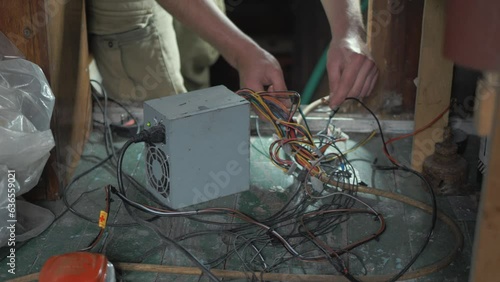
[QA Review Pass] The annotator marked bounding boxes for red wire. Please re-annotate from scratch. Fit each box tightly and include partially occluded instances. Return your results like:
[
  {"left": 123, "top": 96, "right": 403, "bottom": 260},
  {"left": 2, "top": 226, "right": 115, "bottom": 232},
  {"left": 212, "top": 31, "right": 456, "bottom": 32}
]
[{"left": 383, "top": 105, "right": 450, "bottom": 165}]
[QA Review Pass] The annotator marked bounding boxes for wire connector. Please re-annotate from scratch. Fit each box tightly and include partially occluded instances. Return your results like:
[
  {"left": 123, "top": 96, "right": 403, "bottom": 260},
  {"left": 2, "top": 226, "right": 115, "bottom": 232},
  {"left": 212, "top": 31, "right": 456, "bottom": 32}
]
[{"left": 132, "top": 124, "right": 166, "bottom": 144}]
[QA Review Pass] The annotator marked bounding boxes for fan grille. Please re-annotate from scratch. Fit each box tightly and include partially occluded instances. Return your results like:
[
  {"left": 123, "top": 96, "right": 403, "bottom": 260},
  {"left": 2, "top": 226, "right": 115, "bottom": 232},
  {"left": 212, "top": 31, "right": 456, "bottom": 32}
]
[{"left": 146, "top": 145, "right": 170, "bottom": 198}]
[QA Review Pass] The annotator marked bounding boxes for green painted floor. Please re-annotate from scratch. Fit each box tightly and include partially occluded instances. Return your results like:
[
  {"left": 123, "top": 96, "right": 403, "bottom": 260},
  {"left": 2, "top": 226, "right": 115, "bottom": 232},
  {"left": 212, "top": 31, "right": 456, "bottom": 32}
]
[{"left": 0, "top": 128, "right": 478, "bottom": 282}]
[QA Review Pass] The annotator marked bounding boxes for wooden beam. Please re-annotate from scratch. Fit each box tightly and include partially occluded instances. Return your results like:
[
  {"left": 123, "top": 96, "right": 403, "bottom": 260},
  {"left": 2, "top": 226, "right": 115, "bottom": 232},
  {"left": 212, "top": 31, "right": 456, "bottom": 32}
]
[
  {"left": 411, "top": 0, "right": 453, "bottom": 172},
  {"left": 474, "top": 73, "right": 499, "bottom": 136},
  {"left": 1, "top": 0, "right": 91, "bottom": 199},
  {"left": 45, "top": 0, "right": 91, "bottom": 193},
  {"left": 363, "top": 0, "right": 423, "bottom": 114},
  {"left": 470, "top": 72, "right": 500, "bottom": 281}
]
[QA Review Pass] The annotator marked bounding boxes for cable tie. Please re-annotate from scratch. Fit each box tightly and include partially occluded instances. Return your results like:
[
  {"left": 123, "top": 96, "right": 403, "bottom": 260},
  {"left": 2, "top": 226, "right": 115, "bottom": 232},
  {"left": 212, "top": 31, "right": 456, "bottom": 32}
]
[
  {"left": 310, "top": 177, "right": 324, "bottom": 192},
  {"left": 313, "top": 147, "right": 323, "bottom": 157},
  {"left": 287, "top": 163, "right": 298, "bottom": 175},
  {"left": 283, "top": 143, "right": 293, "bottom": 156}
]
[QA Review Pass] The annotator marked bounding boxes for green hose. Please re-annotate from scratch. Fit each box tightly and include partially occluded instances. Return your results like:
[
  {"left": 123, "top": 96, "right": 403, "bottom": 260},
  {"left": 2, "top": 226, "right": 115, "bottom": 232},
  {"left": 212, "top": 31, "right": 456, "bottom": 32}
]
[
  {"left": 301, "top": 47, "right": 329, "bottom": 105},
  {"left": 300, "top": 0, "right": 369, "bottom": 105}
]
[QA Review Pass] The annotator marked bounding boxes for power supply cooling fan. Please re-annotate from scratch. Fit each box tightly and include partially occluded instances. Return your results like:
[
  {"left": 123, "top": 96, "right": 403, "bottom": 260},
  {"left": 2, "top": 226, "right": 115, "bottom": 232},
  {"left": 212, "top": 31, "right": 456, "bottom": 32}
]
[
  {"left": 143, "top": 85, "right": 250, "bottom": 209},
  {"left": 145, "top": 144, "right": 170, "bottom": 198}
]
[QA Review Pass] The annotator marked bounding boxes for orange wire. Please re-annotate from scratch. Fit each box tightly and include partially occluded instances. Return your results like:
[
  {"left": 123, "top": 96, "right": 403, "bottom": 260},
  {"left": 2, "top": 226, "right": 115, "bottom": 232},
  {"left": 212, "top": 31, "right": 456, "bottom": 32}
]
[
  {"left": 384, "top": 105, "right": 450, "bottom": 165},
  {"left": 385, "top": 105, "right": 450, "bottom": 145}
]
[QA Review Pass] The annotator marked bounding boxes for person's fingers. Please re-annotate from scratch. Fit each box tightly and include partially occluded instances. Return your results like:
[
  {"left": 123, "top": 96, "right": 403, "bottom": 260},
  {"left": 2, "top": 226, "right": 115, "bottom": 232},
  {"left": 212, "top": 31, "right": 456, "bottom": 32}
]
[
  {"left": 268, "top": 68, "right": 287, "bottom": 91},
  {"left": 243, "top": 81, "right": 264, "bottom": 92},
  {"left": 327, "top": 61, "right": 342, "bottom": 109},
  {"left": 328, "top": 62, "right": 342, "bottom": 95},
  {"left": 359, "top": 64, "right": 378, "bottom": 98},
  {"left": 330, "top": 54, "right": 364, "bottom": 108},
  {"left": 367, "top": 70, "right": 378, "bottom": 97},
  {"left": 359, "top": 69, "right": 374, "bottom": 99},
  {"left": 346, "top": 58, "right": 374, "bottom": 99}
]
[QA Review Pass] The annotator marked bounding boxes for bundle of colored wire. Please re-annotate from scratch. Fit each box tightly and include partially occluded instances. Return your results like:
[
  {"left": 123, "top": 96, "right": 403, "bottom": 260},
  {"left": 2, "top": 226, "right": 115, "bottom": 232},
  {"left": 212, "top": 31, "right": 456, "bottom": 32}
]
[
  {"left": 110, "top": 90, "right": 442, "bottom": 282},
  {"left": 113, "top": 113, "right": 384, "bottom": 281},
  {"left": 236, "top": 89, "right": 353, "bottom": 182}
]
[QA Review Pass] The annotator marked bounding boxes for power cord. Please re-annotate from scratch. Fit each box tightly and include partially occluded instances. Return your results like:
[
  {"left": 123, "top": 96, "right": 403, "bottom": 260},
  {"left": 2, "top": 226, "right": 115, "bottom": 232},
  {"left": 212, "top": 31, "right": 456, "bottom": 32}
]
[
  {"left": 116, "top": 125, "right": 221, "bottom": 282},
  {"left": 345, "top": 97, "right": 438, "bottom": 282}
]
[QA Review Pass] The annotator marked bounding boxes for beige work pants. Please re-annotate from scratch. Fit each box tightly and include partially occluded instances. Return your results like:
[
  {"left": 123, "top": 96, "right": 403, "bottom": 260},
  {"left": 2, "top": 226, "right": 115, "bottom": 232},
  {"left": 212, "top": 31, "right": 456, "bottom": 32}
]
[{"left": 87, "top": 0, "right": 224, "bottom": 102}]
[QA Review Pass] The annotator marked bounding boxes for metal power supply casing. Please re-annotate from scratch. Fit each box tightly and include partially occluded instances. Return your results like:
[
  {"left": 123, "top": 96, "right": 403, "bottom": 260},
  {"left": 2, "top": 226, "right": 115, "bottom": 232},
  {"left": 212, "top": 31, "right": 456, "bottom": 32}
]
[{"left": 143, "top": 85, "right": 250, "bottom": 209}]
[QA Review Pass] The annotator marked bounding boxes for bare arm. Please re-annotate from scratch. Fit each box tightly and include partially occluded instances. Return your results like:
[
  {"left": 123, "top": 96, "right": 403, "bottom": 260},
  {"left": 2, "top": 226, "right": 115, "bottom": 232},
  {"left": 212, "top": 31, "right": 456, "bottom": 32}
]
[
  {"left": 321, "top": 0, "right": 378, "bottom": 109},
  {"left": 156, "top": 0, "right": 286, "bottom": 91}
]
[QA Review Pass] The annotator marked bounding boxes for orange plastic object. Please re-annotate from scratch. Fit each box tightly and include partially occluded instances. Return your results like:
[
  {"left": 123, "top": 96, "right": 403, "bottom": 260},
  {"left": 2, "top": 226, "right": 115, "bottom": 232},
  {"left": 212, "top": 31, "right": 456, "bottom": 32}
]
[{"left": 39, "top": 252, "right": 109, "bottom": 282}]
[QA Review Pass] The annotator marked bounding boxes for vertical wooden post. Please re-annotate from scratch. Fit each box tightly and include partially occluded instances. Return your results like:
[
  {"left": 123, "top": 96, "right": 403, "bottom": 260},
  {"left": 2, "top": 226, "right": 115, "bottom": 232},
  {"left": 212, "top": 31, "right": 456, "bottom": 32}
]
[
  {"left": 411, "top": 0, "right": 453, "bottom": 172},
  {"left": 470, "top": 73, "right": 500, "bottom": 281},
  {"left": 44, "top": 0, "right": 91, "bottom": 194},
  {"left": 365, "top": 0, "right": 423, "bottom": 114},
  {"left": 0, "top": 0, "right": 91, "bottom": 199}
]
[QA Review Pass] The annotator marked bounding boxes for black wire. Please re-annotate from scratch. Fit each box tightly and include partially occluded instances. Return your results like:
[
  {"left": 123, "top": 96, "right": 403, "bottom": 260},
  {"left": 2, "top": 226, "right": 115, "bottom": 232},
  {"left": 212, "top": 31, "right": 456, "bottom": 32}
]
[
  {"left": 90, "top": 79, "right": 140, "bottom": 129},
  {"left": 62, "top": 153, "right": 161, "bottom": 227},
  {"left": 56, "top": 81, "right": 150, "bottom": 227},
  {"left": 117, "top": 139, "right": 221, "bottom": 282},
  {"left": 90, "top": 81, "right": 118, "bottom": 162},
  {"left": 58, "top": 89, "right": 418, "bottom": 281},
  {"left": 114, "top": 164, "right": 374, "bottom": 277},
  {"left": 346, "top": 97, "right": 437, "bottom": 282},
  {"left": 108, "top": 93, "right": 379, "bottom": 281},
  {"left": 80, "top": 185, "right": 112, "bottom": 251}
]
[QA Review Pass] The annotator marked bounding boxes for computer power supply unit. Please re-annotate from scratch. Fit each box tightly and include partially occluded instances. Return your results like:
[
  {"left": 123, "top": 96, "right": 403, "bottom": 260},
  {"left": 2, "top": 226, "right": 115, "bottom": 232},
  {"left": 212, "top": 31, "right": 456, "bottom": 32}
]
[{"left": 143, "top": 85, "right": 250, "bottom": 209}]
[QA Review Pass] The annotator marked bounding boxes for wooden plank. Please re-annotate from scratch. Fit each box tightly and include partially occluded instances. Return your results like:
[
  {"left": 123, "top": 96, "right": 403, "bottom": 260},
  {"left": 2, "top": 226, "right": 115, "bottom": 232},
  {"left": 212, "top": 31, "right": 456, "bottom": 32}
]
[
  {"left": 45, "top": 0, "right": 91, "bottom": 193},
  {"left": 68, "top": 0, "right": 92, "bottom": 182},
  {"left": 0, "top": 1, "right": 50, "bottom": 77},
  {"left": 401, "top": 0, "right": 424, "bottom": 112},
  {"left": 359, "top": 0, "right": 423, "bottom": 115},
  {"left": 0, "top": 0, "right": 91, "bottom": 199},
  {"left": 474, "top": 73, "right": 499, "bottom": 136},
  {"left": 0, "top": 0, "right": 57, "bottom": 200},
  {"left": 410, "top": 0, "right": 453, "bottom": 172},
  {"left": 469, "top": 73, "right": 500, "bottom": 281}
]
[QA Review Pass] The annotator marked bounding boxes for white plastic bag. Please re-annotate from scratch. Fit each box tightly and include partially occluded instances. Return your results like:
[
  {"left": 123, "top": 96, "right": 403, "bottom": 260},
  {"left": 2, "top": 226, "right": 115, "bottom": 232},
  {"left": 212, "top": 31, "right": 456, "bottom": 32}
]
[
  {"left": 0, "top": 58, "right": 56, "bottom": 246},
  {"left": 0, "top": 58, "right": 55, "bottom": 193}
]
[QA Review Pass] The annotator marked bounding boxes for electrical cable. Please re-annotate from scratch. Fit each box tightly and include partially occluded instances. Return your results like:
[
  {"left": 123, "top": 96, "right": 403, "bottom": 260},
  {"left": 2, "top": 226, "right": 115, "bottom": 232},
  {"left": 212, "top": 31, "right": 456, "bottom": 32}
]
[
  {"left": 49, "top": 87, "right": 462, "bottom": 281},
  {"left": 90, "top": 80, "right": 118, "bottom": 162},
  {"left": 59, "top": 81, "right": 156, "bottom": 227},
  {"left": 116, "top": 132, "right": 221, "bottom": 282},
  {"left": 110, "top": 92, "right": 385, "bottom": 280},
  {"left": 383, "top": 105, "right": 450, "bottom": 166},
  {"left": 344, "top": 97, "right": 438, "bottom": 282},
  {"left": 80, "top": 185, "right": 112, "bottom": 251},
  {"left": 90, "top": 79, "right": 140, "bottom": 134},
  {"left": 296, "top": 95, "right": 330, "bottom": 125},
  {"left": 61, "top": 150, "right": 161, "bottom": 227}
]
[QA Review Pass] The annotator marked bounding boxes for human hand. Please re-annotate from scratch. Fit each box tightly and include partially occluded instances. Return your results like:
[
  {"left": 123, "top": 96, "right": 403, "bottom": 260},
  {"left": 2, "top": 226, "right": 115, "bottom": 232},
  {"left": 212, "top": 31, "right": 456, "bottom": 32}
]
[
  {"left": 234, "top": 45, "right": 291, "bottom": 113},
  {"left": 326, "top": 38, "right": 378, "bottom": 109},
  {"left": 234, "top": 45, "right": 287, "bottom": 93}
]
